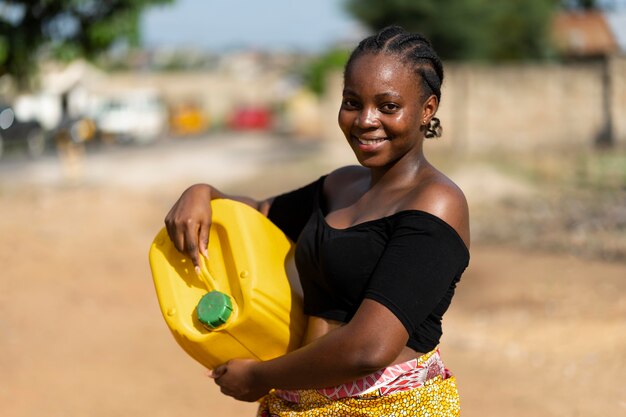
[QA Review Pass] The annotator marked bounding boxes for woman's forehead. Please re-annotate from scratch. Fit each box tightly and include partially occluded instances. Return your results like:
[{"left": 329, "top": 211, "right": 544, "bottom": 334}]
[{"left": 345, "top": 53, "right": 420, "bottom": 91}]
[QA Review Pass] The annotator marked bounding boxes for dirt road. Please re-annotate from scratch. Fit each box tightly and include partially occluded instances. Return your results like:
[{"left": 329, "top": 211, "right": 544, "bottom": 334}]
[{"left": 1, "top": 134, "right": 624, "bottom": 416}]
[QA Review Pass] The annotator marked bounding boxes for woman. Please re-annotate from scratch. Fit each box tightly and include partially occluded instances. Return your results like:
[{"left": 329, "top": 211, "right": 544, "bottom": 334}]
[{"left": 165, "top": 26, "right": 470, "bottom": 416}]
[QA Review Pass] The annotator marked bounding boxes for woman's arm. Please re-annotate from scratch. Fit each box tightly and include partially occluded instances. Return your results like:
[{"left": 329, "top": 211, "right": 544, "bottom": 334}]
[
  {"left": 211, "top": 181, "right": 471, "bottom": 402},
  {"left": 164, "top": 183, "right": 272, "bottom": 272},
  {"left": 164, "top": 175, "right": 325, "bottom": 273},
  {"left": 211, "top": 298, "right": 410, "bottom": 401}
]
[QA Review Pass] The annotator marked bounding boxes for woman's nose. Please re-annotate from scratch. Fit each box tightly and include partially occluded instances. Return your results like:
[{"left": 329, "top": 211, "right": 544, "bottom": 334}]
[{"left": 355, "top": 108, "right": 380, "bottom": 128}]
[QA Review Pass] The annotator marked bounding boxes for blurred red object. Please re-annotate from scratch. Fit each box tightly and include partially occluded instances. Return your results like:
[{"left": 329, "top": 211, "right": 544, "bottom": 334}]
[{"left": 228, "top": 106, "right": 272, "bottom": 131}]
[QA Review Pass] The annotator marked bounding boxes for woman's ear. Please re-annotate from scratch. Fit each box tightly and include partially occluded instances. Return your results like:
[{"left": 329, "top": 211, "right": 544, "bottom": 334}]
[{"left": 421, "top": 95, "right": 439, "bottom": 125}]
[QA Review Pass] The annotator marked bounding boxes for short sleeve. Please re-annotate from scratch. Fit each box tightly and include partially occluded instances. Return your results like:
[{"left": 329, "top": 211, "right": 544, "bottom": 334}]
[
  {"left": 267, "top": 176, "right": 326, "bottom": 242},
  {"left": 364, "top": 212, "right": 469, "bottom": 334}
]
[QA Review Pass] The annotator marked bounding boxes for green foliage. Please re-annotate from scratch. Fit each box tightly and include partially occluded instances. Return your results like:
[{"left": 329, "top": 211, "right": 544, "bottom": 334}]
[
  {"left": 0, "top": 36, "right": 7, "bottom": 64},
  {"left": 562, "top": 0, "right": 599, "bottom": 9},
  {"left": 303, "top": 48, "right": 350, "bottom": 95},
  {"left": 344, "top": 0, "right": 558, "bottom": 61},
  {"left": 0, "top": 0, "right": 172, "bottom": 90}
]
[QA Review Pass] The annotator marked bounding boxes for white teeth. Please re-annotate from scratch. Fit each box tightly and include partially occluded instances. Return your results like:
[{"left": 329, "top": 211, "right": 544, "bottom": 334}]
[{"left": 358, "top": 138, "right": 385, "bottom": 145}]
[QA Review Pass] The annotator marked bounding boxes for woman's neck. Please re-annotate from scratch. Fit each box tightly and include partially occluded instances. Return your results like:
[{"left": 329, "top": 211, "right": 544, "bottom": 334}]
[{"left": 369, "top": 148, "right": 428, "bottom": 190}]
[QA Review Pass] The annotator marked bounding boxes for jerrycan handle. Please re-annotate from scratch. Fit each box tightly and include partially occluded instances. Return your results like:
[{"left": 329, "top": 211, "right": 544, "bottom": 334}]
[
  {"left": 197, "top": 255, "right": 218, "bottom": 289},
  {"left": 196, "top": 290, "right": 233, "bottom": 330}
]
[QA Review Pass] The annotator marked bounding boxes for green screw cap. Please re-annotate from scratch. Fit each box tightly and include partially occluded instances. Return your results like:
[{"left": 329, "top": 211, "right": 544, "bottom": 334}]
[{"left": 196, "top": 291, "right": 233, "bottom": 329}]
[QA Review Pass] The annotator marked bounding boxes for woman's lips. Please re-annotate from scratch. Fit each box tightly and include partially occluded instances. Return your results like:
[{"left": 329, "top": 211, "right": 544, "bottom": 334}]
[{"left": 353, "top": 135, "right": 387, "bottom": 152}]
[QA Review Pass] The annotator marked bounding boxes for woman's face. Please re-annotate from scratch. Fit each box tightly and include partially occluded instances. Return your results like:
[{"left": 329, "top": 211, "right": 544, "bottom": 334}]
[{"left": 338, "top": 53, "right": 435, "bottom": 168}]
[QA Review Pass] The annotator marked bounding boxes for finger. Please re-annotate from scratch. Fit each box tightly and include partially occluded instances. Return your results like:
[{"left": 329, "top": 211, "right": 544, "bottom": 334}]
[
  {"left": 183, "top": 222, "right": 201, "bottom": 271},
  {"left": 207, "top": 368, "right": 221, "bottom": 379},
  {"left": 166, "top": 220, "right": 186, "bottom": 254},
  {"left": 211, "top": 365, "right": 227, "bottom": 379},
  {"left": 173, "top": 230, "right": 187, "bottom": 256},
  {"left": 198, "top": 222, "right": 210, "bottom": 259},
  {"left": 164, "top": 210, "right": 177, "bottom": 247},
  {"left": 165, "top": 215, "right": 188, "bottom": 255}
]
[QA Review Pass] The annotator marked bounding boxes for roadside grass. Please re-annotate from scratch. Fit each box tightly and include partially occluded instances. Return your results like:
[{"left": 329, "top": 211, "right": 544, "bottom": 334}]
[{"left": 449, "top": 148, "right": 626, "bottom": 262}]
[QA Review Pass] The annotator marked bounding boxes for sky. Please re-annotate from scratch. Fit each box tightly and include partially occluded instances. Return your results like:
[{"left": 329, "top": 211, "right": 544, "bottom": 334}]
[{"left": 141, "top": 0, "right": 366, "bottom": 52}]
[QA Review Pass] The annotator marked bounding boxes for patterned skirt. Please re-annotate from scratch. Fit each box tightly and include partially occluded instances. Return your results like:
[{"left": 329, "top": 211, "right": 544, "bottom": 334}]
[{"left": 257, "top": 348, "right": 460, "bottom": 417}]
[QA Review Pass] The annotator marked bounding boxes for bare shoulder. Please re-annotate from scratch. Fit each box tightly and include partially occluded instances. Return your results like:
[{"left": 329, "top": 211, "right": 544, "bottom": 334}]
[
  {"left": 324, "top": 165, "right": 368, "bottom": 199},
  {"left": 406, "top": 171, "right": 470, "bottom": 248},
  {"left": 325, "top": 165, "right": 368, "bottom": 186}
]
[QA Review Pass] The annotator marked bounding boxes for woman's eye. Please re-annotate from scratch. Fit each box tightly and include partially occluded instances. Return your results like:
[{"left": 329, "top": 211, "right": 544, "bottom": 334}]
[
  {"left": 342, "top": 99, "right": 359, "bottom": 109},
  {"left": 381, "top": 103, "right": 399, "bottom": 113}
]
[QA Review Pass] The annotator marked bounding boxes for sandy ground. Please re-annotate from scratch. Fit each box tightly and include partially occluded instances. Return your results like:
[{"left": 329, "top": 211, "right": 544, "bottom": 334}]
[{"left": 1, "top": 133, "right": 624, "bottom": 417}]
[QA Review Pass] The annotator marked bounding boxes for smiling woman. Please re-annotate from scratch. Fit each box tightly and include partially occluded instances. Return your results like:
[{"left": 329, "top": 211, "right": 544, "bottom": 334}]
[
  {"left": 164, "top": 26, "right": 469, "bottom": 416},
  {"left": 337, "top": 32, "right": 446, "bottom": 175},
  {"left": 339, "top": 54, "right": 432, "bottom": 168}
]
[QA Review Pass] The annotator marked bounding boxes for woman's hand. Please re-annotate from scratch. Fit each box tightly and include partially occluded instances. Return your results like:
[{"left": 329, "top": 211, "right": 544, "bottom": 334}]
[
  {"left": 164, "top": 184, "right": 213, "bottom": 272},
  {"left": 210, "top": 359, "right": 269, "bottom": 402}
]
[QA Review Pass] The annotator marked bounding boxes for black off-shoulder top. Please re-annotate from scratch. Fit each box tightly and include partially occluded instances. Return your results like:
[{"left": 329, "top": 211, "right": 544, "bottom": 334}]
[{"left": 268, "top": 175, "right": 470, "bottom": 352}]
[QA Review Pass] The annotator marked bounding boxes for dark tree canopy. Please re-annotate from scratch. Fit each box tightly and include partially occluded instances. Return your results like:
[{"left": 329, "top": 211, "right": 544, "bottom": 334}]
[
  {"left": 344, "top": 0, "right": 559, "bottom": 61},
  {"left": 0, "top": 0, "right": 172, "bottom": 89}
]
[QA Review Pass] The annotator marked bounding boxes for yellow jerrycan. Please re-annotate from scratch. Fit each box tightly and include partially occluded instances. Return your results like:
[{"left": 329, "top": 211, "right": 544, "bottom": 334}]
[{"left": 148, "top": 199, "right": 305, "bottom": 370}]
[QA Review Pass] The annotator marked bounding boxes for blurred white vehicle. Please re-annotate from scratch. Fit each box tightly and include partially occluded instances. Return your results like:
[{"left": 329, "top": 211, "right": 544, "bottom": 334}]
[{"left": 95, "top": 90, "right": 168, "bottom": 144}]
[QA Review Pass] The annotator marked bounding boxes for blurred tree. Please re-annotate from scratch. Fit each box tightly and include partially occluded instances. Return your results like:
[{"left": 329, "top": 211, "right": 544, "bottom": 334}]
[
  {"left": 303, "top": 48, "right": 351, "bottom": 95},
  {"left": 344, "top": 0, "right": 558, "bottom": 61},
  {"left": 562, "top": 0, "right": 626, "bottom": 9},
  {"left": 0, "top": 0, "right": 172, "bottom": 90},
  {"left": 562, "top": 0, "right": 598, "bottom": 8}
]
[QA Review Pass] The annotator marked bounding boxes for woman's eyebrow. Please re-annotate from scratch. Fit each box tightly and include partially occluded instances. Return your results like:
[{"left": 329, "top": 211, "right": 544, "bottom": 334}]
[
  {"left": 375, "top": 92, "right": 402, "bottom": 100},
  {"left": 342, "top": 88, "right": 402, "bottom": 99}
]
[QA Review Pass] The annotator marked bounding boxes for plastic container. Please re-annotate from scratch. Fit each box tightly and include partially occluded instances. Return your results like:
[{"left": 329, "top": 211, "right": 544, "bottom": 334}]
[{"left": 148, "top": 199, "right": 305, "bottom": 369}]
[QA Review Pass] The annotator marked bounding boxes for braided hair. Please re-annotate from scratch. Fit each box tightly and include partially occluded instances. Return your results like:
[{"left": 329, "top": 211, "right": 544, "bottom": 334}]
[{"left": 345, "top": 26, "right": 444, "bottom": 138}]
